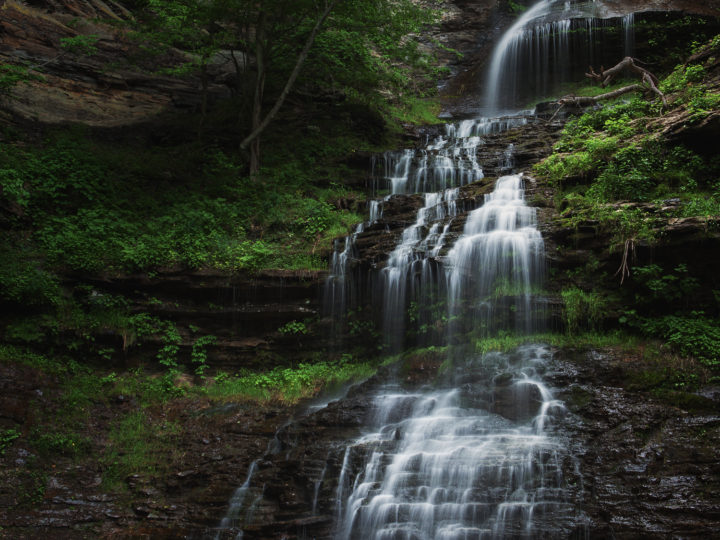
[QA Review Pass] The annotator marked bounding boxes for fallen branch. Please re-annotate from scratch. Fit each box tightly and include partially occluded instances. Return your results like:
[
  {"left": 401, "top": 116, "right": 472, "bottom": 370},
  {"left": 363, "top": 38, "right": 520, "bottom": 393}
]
[
  {"left": 558, "top": 84, "right": 643, "bottom": 107},
  {"left": 557, "top": 57, "right": 666, "bottom": 108},
  {"left": 586, "top": 56, "right": 659, "bottom": 87}
]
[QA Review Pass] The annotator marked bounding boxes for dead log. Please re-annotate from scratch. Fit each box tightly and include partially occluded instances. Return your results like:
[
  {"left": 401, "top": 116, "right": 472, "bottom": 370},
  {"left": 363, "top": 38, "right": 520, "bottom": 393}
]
[
  {"left": 558, "top": 84, "right": 643, "bottom": 107},
  {"left": 556, "top": 57, "right": 666, "bottom": 108}
]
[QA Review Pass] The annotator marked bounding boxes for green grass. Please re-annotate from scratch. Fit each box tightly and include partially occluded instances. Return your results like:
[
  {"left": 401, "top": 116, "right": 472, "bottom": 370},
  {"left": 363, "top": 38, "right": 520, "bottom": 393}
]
[
  {"left": 388, "top": 97, "right": 442, "bottom": 125},
  {"left": 474, "top": 331, "right": 639, "bottom": 355},
  {"left": 205, "top": 359, "right": 376, "bottom": 403},
  {"left": 101, "top": 411, "right": 181, "bottom": 491}
]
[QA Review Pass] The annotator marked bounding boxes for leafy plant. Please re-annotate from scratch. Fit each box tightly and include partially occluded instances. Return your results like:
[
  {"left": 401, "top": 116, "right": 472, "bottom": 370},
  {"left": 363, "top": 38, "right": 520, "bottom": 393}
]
[
  {"left": 0, "top": 428, "right": 20, "bottom": 455},
  {"left": 32, "top": 430, "right": 91, "bottom": 457},
  {"left": 191, "top": 334, "right": 217, "bottom": 376},
  {"left": 624, "top": 311, "right": 720, "bottom": 367},
  {"left": 59, "top": 35, "right": 100, "bottom": 56},
  {"left": 278, "top": 320, "right": 308, "bottom": 335},
  {"left": 561, "top": 287, "right": 606, "bottom": 334}
]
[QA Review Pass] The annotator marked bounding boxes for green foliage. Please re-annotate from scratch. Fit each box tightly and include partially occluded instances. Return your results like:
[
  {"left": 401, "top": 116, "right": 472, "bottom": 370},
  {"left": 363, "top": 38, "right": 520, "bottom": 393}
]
[
  {"left": 637, "top": 15, "right": 717, "bottom": 67},
  {"left": 157, "top": 322, "right": 181, "bottom": 368},
  {"left": 388, "top": 97, "right": 441, "bottom": 125},
  {"left": 0, "top": 345, "right": 64, "bottom": 374},
  {"left": 539, "top": 56, "right": 720, "bottom": 260},
  {"left": 507, "top": 1, "right": 528, "bottom": 15},
  {"left": 14, "top": 470, "right": 47, "bottom": 506},
  {"left": 102, "top": 411, "right": 180, "bottom": 490},
  {"left": 305, "top": 0, "right": 440, "bottom": 107},
  {"left": 625, "top": 311, "right": 720, "bottom": 367},
  {"left": 0, "top": 128, "right": 366, "bottom": 274},
  {"left": 533, "top": 150, "right": 594, "bottom": 185},
  {"left": 659, "top": 62, "right": 720, "bottom": 122},
  {"left": 0, "top": 429, "right": 20, "bottom": 456},
  {"left": 0, "top": 63, "right": 43, "bottom": 98},
  {"left": 207, "top": 358, "right": 375, "bottom": 403},
  {"left": 190, "top": 334, "right": 216, "bottom": 376},
  {"left": 32, "top": 430, "right": 91, "bottom": 458},
  {"left": 0, "top": 248, "right": 61, "bottom": 306},
  {"left": 561, "top": 287, "right": 606, "bottom": 334},
  {"left": 59, "top": 34, "right": 100, "bottom": 56},
  {"left": 474, "top": 331, "right": 637, "bottom": 355},
  {"left": 278, "top": 321, "right": 307, "bottom": 335},
  {"left": 631, "top": 263, "right": 699, "bottom": 304}
]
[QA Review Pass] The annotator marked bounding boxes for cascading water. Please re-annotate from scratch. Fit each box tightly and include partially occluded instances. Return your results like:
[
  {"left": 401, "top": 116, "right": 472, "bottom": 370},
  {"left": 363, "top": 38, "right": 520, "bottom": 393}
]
[
  {"left": 216, "top": 2, "right": 640, "bottom": 537},
  {"left": 324, "top": 116, "right": 537, "bottom": 346},
  {"left": 446, "top": 174, "right": 545, "bottom": 337},
  {"left": 332, "top": 164, "right": 582, "bottom": 539},
  {"left": 335, "top": 346, "right": 583, "bottom": 540},
  {"left": 323, "top": 116, "right": 529, "bottom": 339},
  {"left": 381, "top": 187, "right": 460, "bottom": 350},
  {"left": 483, "top": 0, "right": 637, "bottom": 113}
]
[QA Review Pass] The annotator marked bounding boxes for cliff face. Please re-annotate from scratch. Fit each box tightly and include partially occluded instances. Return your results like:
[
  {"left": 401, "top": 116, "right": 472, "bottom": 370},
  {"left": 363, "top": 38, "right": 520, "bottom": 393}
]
[
  {"left": 0, "top": 0, "right": 231, "bottom": 127},
  {"left": 0, "top": 2, "right": 719, "bottom": 538}
]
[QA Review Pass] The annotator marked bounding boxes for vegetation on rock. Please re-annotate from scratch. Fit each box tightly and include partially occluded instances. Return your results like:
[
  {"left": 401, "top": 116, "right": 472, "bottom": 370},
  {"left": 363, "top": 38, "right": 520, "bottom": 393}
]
[{"left": 536, "top": 34, "right": 720, "bottom": 372}]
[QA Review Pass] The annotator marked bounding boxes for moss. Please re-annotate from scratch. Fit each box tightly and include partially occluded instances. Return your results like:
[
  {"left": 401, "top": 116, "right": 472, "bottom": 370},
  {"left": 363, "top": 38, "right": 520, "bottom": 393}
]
[
  {"left": 650, "top": 388, "right": 717, "bottom": 413},
  {"left": 563, "top": 385, "right": 593, "bottom": 412}
]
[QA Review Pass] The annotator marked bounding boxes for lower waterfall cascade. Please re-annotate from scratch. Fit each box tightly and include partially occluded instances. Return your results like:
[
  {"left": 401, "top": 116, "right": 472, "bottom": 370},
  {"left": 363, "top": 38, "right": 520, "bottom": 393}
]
[
  {"left": 332, "top": 165, "right": 585, "bottom": 538},
  {"left": 335, "top": 346, "right": 583, "bottom": 540}
]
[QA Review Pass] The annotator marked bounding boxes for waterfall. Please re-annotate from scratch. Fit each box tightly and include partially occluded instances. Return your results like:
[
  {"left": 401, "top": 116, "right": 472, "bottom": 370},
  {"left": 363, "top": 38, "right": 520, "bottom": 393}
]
[
  {"left": 215, "top": 3, "right": 629, "bottom": 537},
  {"left": 483, "top": 0, "right": 638, "bottom": 113},
  {"left": 332, "top": 113, "right": 582, "bottom": 538},
  {"left": 381, "top": 188, "right": 460, "bottom": 350},
  {"left": 445, "top": 173, "right": 545, "bottom": 338},
  {"left": 623, "top": 13, "right": 635, "bottom": 58},
  {"left": 215, "top": 460, "right": 259, "bottom": 538},
  {"left": 335, "top": 346, "right": 581, "bottom": 540}
]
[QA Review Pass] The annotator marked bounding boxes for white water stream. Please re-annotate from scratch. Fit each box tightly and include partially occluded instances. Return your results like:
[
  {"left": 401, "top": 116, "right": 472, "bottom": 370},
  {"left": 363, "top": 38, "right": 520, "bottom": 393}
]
[
  {"left": 335, "top": 346, "right": 577, "bottom": 540},
  {"left": 483, "top": 0, "right": 636, "bottom": 113}
]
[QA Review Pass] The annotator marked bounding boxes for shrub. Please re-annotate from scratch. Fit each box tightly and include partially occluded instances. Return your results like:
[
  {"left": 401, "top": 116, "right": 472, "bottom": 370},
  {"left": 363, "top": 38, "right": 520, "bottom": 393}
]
[
  {"left": 638, "top": 312, "right": 720, "bottom": 367},
  {"left": 561, "top": 287, "right": 606, "bottom": 334}
]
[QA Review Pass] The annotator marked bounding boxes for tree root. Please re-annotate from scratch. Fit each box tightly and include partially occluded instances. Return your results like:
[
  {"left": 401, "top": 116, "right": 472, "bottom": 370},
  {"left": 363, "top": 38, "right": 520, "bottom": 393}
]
[{"left": 614, "top": 238, "right": 636, "bottom": 285}]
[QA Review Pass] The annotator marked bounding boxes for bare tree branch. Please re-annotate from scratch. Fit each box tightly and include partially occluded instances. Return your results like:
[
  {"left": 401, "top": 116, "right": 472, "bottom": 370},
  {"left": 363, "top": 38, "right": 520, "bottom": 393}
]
[
  {"left": 585, "top": 56, "right": 659, "bottom": 88},
  {"left": 558, "top": 57, "right": 666, "bottom": 107},
  {"left": 240, "top": 0, "right": 337, "bottom": 155}
]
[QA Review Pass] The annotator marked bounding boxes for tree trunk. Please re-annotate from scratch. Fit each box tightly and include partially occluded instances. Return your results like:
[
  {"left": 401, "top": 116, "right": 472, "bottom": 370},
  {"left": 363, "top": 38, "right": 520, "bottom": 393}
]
[
  {"left": 248, "top": 11, "right": 267, "bottom": 175},
  {"left": 240, "top": 0, "right": 337, "bottom": 167},
  {"left": 558, "top": 84, "right": 644, "bottom": 106}
]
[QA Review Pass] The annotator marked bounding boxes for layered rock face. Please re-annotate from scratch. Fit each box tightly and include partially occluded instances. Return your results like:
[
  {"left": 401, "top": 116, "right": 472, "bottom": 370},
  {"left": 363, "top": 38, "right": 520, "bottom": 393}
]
[
  {"left": 78, "top": 269, "right": 328, "bottom": 370},
  {"left": 0, "top": 0, "right": 231, "bottom": 126}
]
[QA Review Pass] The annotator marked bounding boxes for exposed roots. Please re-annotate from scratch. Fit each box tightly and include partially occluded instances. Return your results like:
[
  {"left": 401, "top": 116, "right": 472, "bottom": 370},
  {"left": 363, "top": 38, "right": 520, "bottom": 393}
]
[{"left": 615, "top": 238, "right": 636, "bottom": 285}]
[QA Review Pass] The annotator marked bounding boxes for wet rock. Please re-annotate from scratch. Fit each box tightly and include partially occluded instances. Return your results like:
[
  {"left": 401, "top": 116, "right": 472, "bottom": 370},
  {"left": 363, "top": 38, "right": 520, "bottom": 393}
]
[
  {"left": 551, "top": 348, "right": 720, "bottom": 539},
  {"left": 492, "top": 380, "right": 544, "bottom": 422}
]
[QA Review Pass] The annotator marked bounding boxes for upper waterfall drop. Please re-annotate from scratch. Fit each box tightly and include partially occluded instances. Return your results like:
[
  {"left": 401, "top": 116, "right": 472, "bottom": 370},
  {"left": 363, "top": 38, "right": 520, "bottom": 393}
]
[
  {"left": 484, "top": 0, "right": 561, "bottom": 114},
  {"left": 482, "top": 0, "right": 636, "bottom": 114}
]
